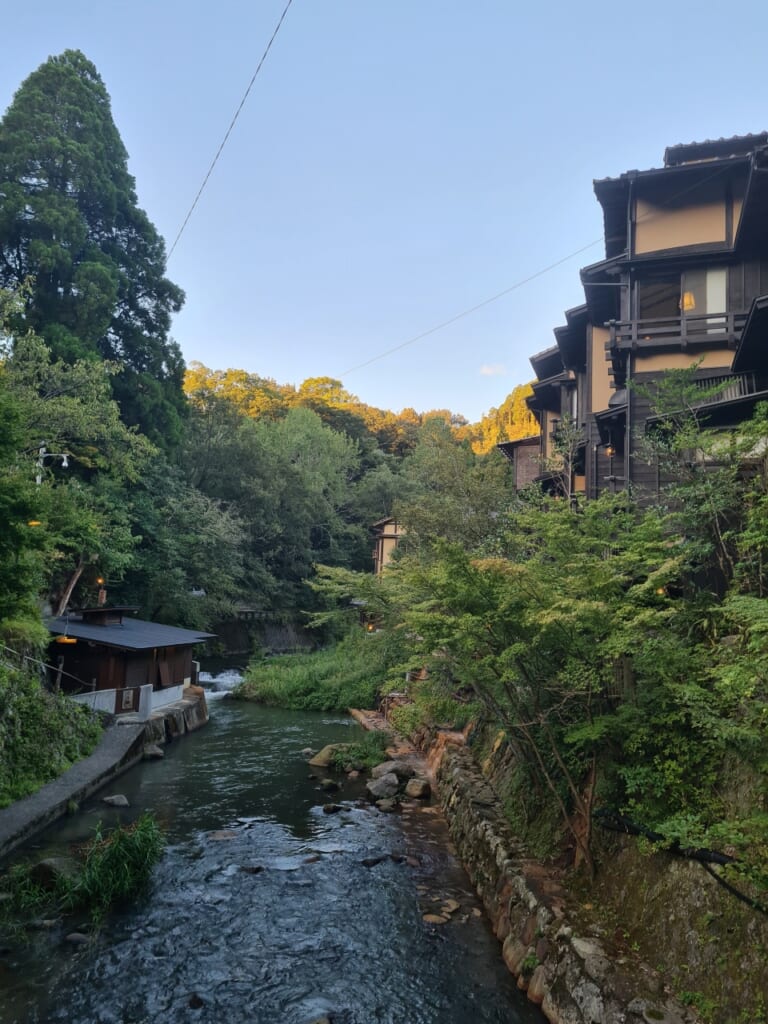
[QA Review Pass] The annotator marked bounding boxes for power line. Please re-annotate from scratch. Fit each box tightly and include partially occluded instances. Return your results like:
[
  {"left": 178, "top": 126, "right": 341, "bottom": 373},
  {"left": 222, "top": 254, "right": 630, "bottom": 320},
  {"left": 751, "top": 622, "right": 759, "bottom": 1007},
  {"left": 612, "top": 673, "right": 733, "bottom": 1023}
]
[
  {"left": 339, "top": 162, "right": 735, "bottom": 378},
  {"left": 339, "top": 238, "right": 603, "bottom": 377},
  {"left": 167, "top": 0, "right": 294, "bottom": 261}
]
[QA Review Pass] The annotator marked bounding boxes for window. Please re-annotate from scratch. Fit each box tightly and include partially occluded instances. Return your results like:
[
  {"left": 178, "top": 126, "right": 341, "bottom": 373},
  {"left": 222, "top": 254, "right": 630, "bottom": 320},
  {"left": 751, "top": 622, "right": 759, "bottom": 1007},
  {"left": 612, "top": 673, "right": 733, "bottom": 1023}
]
[{"left": 637, "top": 268, "right": 727, "bottom": 322}]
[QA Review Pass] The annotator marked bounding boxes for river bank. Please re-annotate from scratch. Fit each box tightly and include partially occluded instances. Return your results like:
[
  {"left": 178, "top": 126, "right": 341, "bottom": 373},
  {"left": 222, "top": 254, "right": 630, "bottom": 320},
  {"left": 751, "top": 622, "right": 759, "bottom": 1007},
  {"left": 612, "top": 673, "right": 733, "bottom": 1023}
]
[
  {"left": 351, "top": 710, "right": 702, "bottom": 1024},
  {"left": 1, "top": 695, "right": 546, "bottom": 1024},
  {"left": 0, "top": 686, "right": 209, "bottom": 862}
]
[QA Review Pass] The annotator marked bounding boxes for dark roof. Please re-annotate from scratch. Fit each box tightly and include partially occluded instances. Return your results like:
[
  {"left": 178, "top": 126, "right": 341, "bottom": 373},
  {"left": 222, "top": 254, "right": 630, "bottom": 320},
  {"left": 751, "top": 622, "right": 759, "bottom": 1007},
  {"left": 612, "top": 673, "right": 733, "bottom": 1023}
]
[
  {"left": 46, "top": 614, "right": 216, "bottom": 651},
  {"left": 529, "top": 345, "right": 563, "bottom": 380},
  {"left": 732, "top": 294, "right": 768, "bottom": 372},
  {"left": 554, "top": 305, "right": 588, "bottom": 373},
  {"left": 664, "top": 133, "right": 768, "bottom": 167}
]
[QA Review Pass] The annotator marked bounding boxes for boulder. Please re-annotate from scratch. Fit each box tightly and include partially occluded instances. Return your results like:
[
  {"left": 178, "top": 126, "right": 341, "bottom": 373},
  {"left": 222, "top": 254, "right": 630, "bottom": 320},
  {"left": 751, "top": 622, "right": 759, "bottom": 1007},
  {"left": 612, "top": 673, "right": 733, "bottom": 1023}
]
[
  {"left": 102, "top": 794, "right": 129, "bottom": 807},
  {"left": 29, "top": 856, "right": 79, "bottom": 891},
  {"left": 404, "top": 778, "right": 431, "bottom": 799},
  {"left": 375, "top": 798, "right": 398, "bottom": 812},
  {"left": 371, "top": 760, "right": 414, "bottom": 781},
  {"left": 366, "top": 772, "right": 400, "bottom": 801},
  {"left": 309, "top": 744, "right": 348, "bottom": 768}
]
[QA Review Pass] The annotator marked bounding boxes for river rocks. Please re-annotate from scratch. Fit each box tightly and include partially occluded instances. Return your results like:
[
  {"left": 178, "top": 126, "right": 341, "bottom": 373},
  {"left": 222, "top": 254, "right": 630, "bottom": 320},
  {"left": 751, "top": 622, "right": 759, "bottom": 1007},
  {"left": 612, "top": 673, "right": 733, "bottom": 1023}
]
[
  {"left": 308, "top": 744, "right": 348, "bottom": 767},
  {"left": 301, "top": 748, "right": 315, "bottom": 758},
  {"left": 143, "top": 744, "right": 164, "bottom": 760},
  {"left": 423, "top": 913, "right": 449, "bottom": 925},
  {"left": 319, "top": 778, "right": 340, "bottom": 793},
  {"left": 404, "top": 777, "right": 431, "bottom": 799},
  {"left": 366, "top": 772, "right": 400, "bottom": 801},
  {"left": 29, "top": 856, "right": 79, "bottom": 890},
  {"left": 371, "top": 760, "right": 414, "bottom": 781},
  {"left": 322, "top": 803, "right": 342, "bottom": 814},
  {"left": 64, "top": 932, "right": 90, "bottom": 946},
  {"left": 375, "top": 798, "right": 398, "bottom": 812},
  {"left": 102, "top": 794, "right": 129, "bottom": 807}
]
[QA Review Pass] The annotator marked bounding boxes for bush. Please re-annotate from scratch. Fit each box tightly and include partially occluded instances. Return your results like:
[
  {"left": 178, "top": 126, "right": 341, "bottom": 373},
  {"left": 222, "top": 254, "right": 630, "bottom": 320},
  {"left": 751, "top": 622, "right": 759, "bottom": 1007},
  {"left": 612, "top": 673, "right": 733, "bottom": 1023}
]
[{"left": 0, "top": 663, "right": 101, "bottom": 807}]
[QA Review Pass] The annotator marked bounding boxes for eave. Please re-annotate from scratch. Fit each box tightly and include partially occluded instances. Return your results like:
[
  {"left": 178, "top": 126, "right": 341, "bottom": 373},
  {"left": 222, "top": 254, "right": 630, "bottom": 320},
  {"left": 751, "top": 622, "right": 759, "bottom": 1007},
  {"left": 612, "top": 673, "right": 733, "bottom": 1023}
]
[{"left": 732, "top": 294, "right": 768, "bottom": 372}]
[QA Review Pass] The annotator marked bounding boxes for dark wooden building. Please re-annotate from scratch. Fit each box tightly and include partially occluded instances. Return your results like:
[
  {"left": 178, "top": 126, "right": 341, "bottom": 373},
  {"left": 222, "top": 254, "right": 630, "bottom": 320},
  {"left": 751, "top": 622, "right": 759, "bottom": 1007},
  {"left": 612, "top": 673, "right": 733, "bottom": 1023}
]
[
  {"left": 46, "top": 606, "right": 215, "bottom": 716},
  {"left": 501, "top": 133, "right": 768, "bottom": 500}
]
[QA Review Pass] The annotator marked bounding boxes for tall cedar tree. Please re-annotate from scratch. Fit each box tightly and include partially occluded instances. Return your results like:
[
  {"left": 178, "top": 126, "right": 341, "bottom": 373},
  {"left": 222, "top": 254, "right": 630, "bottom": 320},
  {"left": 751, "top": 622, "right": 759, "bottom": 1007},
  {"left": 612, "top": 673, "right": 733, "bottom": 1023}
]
[{"left": 0, "top": 50, "right": 186, "bottom": 446}]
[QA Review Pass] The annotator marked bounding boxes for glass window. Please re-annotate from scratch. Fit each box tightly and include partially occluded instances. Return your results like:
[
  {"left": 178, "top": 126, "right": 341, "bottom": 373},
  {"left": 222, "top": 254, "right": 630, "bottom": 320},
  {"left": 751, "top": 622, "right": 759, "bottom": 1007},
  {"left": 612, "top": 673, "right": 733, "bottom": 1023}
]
[{"left": 637, "top": 276, "right": 680, "bottom": 318}]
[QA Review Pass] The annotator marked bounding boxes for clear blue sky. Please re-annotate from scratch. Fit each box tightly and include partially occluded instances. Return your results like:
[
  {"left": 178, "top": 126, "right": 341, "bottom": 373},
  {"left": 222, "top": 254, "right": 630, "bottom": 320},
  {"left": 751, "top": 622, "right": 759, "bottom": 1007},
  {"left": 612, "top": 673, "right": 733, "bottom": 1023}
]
[{"left": 4, "top": 1, "right": 768, "bottom": 423}]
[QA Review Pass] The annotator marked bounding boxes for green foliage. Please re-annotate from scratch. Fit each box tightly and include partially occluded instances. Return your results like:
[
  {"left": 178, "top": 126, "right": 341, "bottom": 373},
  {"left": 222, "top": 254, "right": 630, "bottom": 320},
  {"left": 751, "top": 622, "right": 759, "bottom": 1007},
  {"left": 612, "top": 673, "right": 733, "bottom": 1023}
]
[
  {"left": 0, "top": 663, "right": 101, "bottom": 807},
  {"left": 65, "top": 813, "right": 165, "bottom": 918},
  {"left": 329, "top": 730, "right": 391, "bottom": 770},
  {"left": 0, "top": 50, "right": 186, "bottom": 446},
  {"left": 0, "top": 814, "right": 164, "bottom": 926},
  {"left": 235, "top": 629, "right": 386, "bottom": 710}
]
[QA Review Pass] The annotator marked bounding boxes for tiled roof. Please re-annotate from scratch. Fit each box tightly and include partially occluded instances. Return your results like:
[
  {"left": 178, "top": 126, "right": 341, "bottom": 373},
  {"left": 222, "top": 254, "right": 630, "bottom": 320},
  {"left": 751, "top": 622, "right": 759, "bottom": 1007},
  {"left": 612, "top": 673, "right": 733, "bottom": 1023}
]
[{"left": 46, "top": 614, "right": 216, "bottom": 650}]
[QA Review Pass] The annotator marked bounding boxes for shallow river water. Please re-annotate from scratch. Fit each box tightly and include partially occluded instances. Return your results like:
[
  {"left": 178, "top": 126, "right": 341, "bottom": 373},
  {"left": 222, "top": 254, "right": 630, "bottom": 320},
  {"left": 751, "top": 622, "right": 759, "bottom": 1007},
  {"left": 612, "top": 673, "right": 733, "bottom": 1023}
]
[{"left": 0, "top": 680, "right": 545, "bottom": 1024}]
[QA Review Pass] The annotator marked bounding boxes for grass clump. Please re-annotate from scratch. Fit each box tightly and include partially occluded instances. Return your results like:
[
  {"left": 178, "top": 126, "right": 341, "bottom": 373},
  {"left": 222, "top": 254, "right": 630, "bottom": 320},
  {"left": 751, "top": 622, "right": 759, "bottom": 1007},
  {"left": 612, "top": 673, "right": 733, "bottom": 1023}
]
[
  {"left": 0, "top": 813, "right": 165, "bottom": 927},
  {"left": 329, "top": 729, "right": 391, "bottom": 771},
  {"left": 235, "top": 630, "right": 384, "bottom": 711},
  {"left": 66, "top": 813, "right": 165, "bottom": 918},
  {"left": 0, "top": 662, "right": 101, "bottom": 808}
]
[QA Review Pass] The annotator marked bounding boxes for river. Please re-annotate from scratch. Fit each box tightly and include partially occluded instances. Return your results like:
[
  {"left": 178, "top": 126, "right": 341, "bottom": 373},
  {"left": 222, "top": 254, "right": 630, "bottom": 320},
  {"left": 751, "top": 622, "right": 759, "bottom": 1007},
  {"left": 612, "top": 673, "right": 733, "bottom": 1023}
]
[{"left": 0, "top": 675, "right": 545, "bottom": 1024}]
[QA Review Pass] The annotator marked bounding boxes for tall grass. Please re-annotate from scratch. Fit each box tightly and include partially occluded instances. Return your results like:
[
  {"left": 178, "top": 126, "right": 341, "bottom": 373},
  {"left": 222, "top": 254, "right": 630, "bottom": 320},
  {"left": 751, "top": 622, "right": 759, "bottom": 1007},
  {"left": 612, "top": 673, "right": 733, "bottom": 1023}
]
[
  {"left": 65, "top": 813, "right": 165, "bottom": 918},
  {"left": 0, "top": 813, "right": 165, "bottom": 927},
  {"left": 235, "top": 630, "right": 385, "bottom": 710}
]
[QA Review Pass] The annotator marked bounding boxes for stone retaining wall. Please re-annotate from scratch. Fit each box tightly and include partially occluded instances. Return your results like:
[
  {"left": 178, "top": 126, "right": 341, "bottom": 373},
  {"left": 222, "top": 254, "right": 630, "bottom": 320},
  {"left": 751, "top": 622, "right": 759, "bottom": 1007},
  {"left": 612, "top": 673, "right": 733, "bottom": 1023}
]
[{"left": 431, "top": 735, "right": 698, "bottom": 1024}]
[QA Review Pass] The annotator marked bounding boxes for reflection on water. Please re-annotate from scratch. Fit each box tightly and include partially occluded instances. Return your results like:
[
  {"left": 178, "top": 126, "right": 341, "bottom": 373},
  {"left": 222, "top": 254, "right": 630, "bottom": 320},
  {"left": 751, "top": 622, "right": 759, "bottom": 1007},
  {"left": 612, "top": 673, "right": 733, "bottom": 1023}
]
[{"left": 0, "top": 683, "right": 545, "bottom": 1024}]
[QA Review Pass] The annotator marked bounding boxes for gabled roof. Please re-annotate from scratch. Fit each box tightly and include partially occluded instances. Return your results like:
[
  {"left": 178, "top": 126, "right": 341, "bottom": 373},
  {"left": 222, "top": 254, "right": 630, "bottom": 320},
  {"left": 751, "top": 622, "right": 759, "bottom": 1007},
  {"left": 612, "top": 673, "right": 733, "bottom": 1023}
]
[{"left": 46, "top": 614, "right": 215, "bottom": 651}]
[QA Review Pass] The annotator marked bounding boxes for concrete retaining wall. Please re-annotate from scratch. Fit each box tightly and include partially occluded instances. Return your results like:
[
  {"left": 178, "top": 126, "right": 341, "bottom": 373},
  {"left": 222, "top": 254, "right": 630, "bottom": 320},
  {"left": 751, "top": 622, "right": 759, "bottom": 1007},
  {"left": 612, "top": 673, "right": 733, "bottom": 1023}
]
[{"left": 0, "top": 688, "right": 209, "bottom": 863}]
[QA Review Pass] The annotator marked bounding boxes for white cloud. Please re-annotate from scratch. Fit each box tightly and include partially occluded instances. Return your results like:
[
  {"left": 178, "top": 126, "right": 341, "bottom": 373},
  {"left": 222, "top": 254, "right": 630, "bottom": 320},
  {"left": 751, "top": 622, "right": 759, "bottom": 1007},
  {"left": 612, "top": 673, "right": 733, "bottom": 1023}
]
[{"left": 479, "top": 363, "right": 507, "bottom": 377}]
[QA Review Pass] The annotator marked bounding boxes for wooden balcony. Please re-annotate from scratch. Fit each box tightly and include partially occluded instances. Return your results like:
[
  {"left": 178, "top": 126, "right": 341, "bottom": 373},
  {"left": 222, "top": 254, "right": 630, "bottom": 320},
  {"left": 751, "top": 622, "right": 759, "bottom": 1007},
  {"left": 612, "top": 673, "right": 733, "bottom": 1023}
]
[
  {"left": 691, "top": 371, "right": 758, "bottom": 406},
  {"left": 607, "top": 311, "right": 748, "bottom": 351}
]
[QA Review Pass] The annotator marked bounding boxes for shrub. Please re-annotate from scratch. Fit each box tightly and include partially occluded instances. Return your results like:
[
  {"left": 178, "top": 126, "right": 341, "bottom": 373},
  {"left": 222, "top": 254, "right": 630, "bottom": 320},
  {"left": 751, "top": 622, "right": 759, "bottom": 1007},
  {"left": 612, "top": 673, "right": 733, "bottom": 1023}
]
[{"left": 0, "top": 663, "right": 101, "bottom": 807}]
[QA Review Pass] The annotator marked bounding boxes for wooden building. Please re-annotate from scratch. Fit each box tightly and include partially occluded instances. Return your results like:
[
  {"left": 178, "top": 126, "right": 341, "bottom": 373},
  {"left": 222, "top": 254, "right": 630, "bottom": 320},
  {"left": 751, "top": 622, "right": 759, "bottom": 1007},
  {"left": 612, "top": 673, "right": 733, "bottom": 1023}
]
[
  {"left": 46, "top": 606, "right": 215, "bottom": 717},
  {"left": 502, "top": 133, "right": 768, "bottom": 500},
  {"left": 372, "top": 517, "right": 405, "bottom": 575}
]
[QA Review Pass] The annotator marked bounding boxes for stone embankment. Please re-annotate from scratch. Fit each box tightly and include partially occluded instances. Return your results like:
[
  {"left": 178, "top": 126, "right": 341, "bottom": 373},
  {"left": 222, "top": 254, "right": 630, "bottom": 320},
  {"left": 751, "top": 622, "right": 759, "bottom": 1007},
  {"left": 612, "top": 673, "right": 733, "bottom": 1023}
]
[
  {"left": 431, "top": 735, "right": 697, "bottom": 1024},
  {"left": 0, "top": 686, "right": 208, "bottom": 861},
  {"left": 352, "top": 709, "right": 697, "bottom": 1024}
]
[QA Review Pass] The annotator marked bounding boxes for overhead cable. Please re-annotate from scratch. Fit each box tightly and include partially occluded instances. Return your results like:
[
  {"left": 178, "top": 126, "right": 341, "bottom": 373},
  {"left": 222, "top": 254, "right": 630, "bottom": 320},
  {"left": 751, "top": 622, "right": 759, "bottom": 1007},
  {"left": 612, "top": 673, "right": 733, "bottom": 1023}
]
[
  {"left": 167, "top": 0, "right": 294, "bottom": 261},
  {"left": 339, "top": 162, "right": 734, "bottom": 378}
]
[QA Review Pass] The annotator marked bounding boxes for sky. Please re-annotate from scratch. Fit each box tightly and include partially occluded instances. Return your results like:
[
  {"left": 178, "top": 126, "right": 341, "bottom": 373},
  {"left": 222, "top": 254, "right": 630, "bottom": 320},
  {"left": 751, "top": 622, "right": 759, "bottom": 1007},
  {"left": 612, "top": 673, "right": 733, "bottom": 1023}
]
[{"left": 4, "top": 1, "right": 768, "bottom": 424}]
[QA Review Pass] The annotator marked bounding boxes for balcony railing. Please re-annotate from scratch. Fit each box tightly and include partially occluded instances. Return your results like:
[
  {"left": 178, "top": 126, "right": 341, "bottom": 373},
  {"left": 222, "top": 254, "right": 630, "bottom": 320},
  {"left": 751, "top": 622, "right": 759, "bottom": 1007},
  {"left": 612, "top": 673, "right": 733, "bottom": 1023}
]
[
  {"left": 608, "top": 311, "right": 748, "bottom": 350},
  {"left": 691, "top": 372, "right": 757, "bottom": 406}
]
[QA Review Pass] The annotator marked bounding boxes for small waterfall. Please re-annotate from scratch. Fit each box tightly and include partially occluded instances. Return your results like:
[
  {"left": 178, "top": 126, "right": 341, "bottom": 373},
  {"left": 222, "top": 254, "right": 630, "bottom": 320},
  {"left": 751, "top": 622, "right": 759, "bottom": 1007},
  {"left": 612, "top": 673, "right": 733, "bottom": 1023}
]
[{"left": 198, "top": 666, "right": 244, "bottom": 698}]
